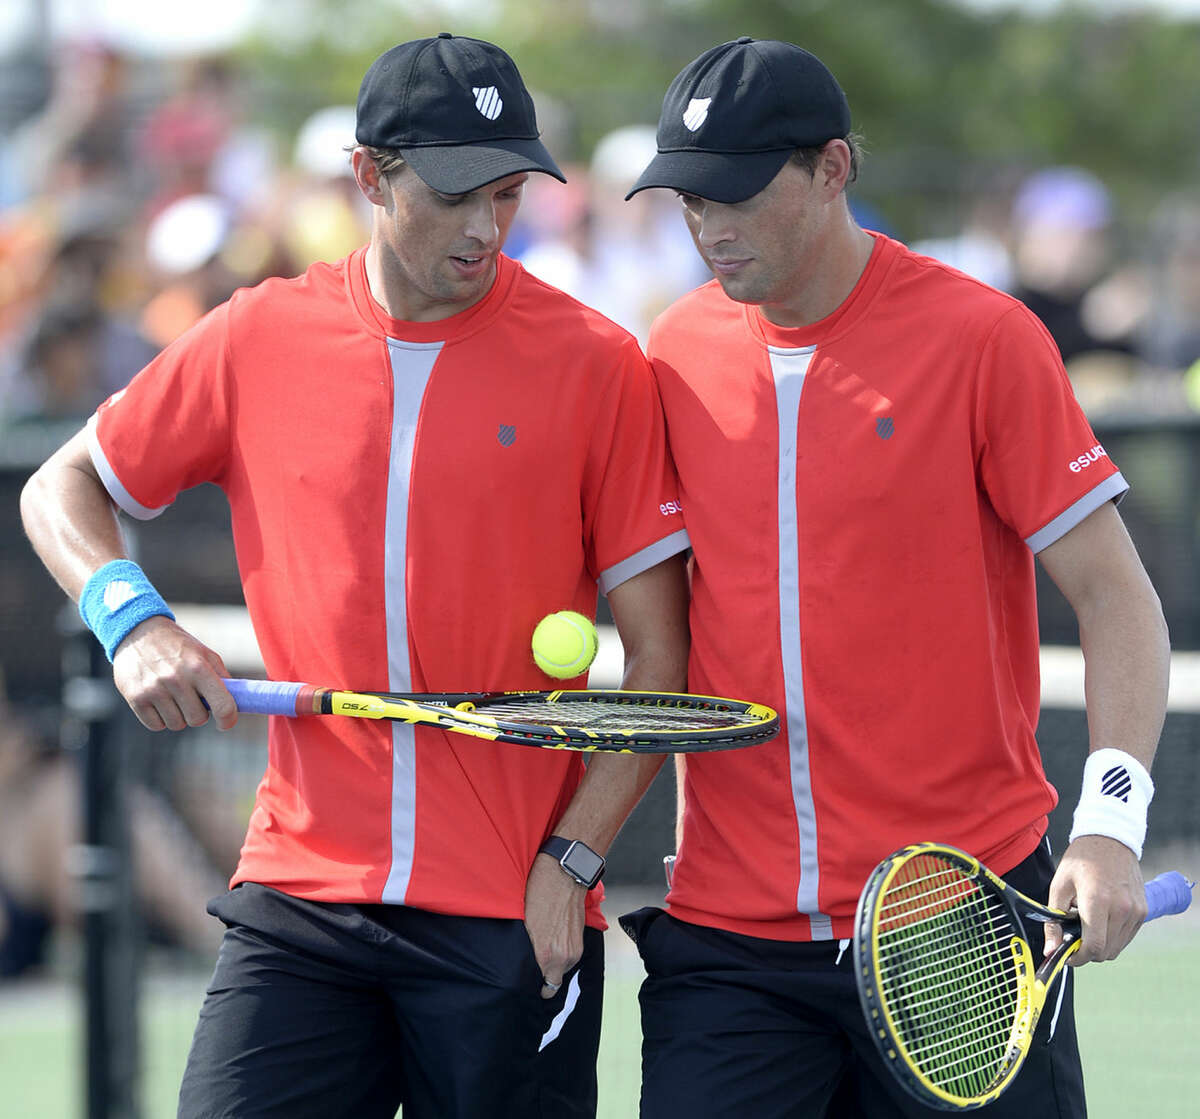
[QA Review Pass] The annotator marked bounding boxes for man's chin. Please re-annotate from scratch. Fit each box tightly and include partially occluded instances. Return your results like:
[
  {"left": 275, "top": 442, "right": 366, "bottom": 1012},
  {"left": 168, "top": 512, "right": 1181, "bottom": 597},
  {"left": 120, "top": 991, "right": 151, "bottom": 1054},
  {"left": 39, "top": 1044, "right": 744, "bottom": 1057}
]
[{"left": 712, "top": 274, "right": 763, "bottom": 306}]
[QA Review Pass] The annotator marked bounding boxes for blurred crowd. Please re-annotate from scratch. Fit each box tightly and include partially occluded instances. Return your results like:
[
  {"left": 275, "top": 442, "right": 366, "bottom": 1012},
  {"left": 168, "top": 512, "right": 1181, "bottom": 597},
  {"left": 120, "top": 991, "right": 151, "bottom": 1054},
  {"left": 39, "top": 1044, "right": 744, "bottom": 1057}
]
[
  {"left": 2, "top": 39, "right": 1200, "bottom": 978},
  {"left": 0, "top": 667, "right": 229, "bottom": 979},
  {"left": 909, "top": 167, "right": 1200, "bottom": 416},
  {"left": 2, "top": 41, "right": 1200, "bottom": 429},
  {"left": 0, "top": 41, "right": 712, "bottom": 431}
]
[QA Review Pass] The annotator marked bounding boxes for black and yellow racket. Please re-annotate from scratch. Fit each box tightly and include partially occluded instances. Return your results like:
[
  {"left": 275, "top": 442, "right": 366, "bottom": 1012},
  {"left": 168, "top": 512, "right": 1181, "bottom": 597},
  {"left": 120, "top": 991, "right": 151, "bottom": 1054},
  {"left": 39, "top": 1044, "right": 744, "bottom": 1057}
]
[
  {"left": 221, "top": 677, "right": 778, "bottom": 753},
  {"left": 853, "top": 841, "right": 1193, "bottom": 1111}
]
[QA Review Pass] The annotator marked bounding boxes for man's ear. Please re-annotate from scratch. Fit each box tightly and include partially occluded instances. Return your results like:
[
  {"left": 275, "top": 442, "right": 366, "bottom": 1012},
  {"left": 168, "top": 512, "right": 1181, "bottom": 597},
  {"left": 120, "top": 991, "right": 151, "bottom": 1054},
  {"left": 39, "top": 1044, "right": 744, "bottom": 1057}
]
[
  {"left": 351, "top": 147, "right": 387, "bottom": 207},
  {"left": 819, "top": 139, "right": 853, "bottom": 196}
]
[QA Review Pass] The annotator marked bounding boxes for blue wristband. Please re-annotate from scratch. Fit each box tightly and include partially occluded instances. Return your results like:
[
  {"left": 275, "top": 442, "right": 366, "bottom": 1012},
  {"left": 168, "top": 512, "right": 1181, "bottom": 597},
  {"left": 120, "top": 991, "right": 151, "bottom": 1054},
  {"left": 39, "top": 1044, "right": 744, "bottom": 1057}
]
[{"left": 78, "top": 559, "right": 176, "bottom": 662}]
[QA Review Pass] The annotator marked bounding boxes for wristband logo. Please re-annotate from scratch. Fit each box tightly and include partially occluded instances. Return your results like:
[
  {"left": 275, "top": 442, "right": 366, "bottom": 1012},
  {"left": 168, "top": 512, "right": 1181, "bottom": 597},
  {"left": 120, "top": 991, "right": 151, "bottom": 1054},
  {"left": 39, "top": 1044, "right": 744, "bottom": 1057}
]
[
  {"left": 1101, "top": 765, "right": 1133, "bottom": 802},
  {"left": 102, "top": 580, "right": 137, "bottom": 611}
]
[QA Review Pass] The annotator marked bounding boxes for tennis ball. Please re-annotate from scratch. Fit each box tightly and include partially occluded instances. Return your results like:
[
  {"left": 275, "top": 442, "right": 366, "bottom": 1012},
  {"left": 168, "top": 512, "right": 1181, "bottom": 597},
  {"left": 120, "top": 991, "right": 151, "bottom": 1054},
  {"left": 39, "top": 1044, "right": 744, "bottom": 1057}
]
[
  {"left": 1185, "top": 358, "right": 1200, "bottom": 412},
  {"left": 532, "top": 611, "right": 599, "bottom": 679}
]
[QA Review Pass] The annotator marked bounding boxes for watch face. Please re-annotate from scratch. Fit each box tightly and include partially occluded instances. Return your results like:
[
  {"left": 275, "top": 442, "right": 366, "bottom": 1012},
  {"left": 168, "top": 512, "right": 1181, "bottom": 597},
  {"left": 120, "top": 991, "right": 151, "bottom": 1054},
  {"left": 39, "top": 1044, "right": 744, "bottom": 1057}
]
[{"left": 563, "top": 841, "right": 605, "bottom": 886}]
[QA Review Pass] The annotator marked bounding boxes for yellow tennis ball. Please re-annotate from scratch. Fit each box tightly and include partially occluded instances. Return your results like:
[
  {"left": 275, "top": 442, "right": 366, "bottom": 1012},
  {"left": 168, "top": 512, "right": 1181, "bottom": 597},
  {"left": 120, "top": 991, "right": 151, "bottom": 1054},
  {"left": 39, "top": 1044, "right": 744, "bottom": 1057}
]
[
  {"left": 1185, "top": 358, "right": 1200, "bottom": 412},
  {"left": 532, "top": 611, "right": 599, "bottom": 679}
]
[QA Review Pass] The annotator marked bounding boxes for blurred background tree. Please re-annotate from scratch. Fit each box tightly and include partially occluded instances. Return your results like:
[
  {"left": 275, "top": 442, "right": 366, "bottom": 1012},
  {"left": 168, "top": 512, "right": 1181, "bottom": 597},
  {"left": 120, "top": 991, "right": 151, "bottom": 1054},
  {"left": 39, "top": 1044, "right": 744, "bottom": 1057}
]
[{"left": 213, "top": 0, "right": 1200, "bottom": 241}]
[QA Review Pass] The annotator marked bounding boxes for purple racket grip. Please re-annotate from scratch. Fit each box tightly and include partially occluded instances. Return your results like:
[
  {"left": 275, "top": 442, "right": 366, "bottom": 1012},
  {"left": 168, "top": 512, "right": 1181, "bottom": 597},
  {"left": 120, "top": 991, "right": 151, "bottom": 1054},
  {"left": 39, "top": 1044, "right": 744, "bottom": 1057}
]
[
  {"left": 223, "top": 678, "right": 304, "bottom": 717},
  {"left": 1144, "top": 871, "right": 1194, "bottom": 922}
]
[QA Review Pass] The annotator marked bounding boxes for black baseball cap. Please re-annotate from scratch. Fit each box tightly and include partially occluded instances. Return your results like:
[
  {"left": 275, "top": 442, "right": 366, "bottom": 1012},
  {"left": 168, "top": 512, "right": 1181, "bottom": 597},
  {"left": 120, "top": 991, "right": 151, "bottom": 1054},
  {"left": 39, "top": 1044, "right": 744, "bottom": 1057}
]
[
  {"left": 355, "top": 33, "right": 565, "bottom": 193},
  {"left": 627, "top": 38, "right": 851, "bottom": 204}
]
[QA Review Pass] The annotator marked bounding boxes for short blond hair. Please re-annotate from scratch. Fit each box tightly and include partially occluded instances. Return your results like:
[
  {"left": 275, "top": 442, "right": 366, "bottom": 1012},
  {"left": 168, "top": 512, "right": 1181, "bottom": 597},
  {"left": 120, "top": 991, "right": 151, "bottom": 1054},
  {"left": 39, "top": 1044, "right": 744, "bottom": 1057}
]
[{"left": 352, "top": 145, "right": 407, "bottom": 177}]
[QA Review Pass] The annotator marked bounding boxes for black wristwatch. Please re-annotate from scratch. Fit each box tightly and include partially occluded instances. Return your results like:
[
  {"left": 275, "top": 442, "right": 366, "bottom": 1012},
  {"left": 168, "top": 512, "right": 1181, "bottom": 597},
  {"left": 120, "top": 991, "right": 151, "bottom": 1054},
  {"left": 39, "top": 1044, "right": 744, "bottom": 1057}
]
[{"left": 539, "top": 836, "right": 606, "bottom": 889}]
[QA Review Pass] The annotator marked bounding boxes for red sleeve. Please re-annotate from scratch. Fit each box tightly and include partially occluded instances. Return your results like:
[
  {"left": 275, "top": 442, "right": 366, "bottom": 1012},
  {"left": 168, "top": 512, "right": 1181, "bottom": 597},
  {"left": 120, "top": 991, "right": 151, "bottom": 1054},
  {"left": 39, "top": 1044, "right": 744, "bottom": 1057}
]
[
  {"left": 974, "top": 303, "right": 1126, "bottom": 550},
  {"left": 90, "top": 300, "right": 235, "bottom": 517},
  {"left": 581, "top": 333, "right": 687, "bottom": 592}
]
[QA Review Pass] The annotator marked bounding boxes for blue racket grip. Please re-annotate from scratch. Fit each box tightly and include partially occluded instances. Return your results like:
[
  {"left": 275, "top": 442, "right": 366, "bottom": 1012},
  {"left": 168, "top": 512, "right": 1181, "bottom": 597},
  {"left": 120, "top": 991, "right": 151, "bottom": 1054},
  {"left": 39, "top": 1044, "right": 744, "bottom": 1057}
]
[
  {"left": 222, "top": 677, "right": 304, "bottom": 716},
  {"left": 1144, "top": 871, "right": 1194, "bottom": 922}
]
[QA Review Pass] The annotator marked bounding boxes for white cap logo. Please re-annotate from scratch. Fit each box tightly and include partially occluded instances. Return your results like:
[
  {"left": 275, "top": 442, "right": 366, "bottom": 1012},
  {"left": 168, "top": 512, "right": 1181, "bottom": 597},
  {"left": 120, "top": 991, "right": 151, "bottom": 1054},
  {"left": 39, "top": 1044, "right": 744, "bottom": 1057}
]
[
  {"left": 683, "top": 98, "right": 712, "bottom": 131},
  {"left": 473, "top": 86, "right": 503, "bottom": 120}
]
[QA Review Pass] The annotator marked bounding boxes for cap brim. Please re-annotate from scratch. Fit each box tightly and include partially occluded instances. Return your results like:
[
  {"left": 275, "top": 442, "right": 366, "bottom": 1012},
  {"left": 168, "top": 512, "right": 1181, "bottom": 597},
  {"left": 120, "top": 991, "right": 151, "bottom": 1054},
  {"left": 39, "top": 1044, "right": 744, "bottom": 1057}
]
[
  {"left": 625, "top": 148, "right": 791, "bottom": 204},
  {"left": 400, "top": 138, "right": 566, "bottom": 194}
]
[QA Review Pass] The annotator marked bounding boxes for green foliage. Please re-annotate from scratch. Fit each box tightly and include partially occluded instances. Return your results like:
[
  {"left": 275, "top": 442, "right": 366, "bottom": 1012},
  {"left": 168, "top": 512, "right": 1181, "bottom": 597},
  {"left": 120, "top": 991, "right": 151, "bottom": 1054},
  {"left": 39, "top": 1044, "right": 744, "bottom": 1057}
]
[{"left": 230, "top": 0, "right": 1200, "bottom": 240}]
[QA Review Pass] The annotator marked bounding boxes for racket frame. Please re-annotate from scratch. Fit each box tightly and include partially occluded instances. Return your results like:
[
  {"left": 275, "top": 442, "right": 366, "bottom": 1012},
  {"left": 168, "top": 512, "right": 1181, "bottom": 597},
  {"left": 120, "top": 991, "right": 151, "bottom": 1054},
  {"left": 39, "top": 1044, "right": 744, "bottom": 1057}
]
[
  {"left": 853, "top": 841, "right": 1079, "bottom": 1112},
  {"left": 225, "top": 679, "right": 779, "bottom": 754}
]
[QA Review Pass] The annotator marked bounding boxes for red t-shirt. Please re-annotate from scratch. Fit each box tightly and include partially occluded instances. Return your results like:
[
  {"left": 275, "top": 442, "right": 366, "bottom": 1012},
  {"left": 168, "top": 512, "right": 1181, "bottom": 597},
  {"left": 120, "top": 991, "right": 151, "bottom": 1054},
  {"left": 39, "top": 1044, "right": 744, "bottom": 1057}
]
[
  {"left": 649, "top": 234, "right": 1126, "bottom": 941},
  {"left": 89, "top": 250, "right": 688, "bottom": 927}
]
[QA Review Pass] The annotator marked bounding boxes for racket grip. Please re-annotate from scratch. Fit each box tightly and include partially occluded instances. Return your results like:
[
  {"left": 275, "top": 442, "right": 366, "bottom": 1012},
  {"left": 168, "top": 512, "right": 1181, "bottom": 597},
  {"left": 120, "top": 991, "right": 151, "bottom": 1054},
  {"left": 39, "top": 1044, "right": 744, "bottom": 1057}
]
[
  {"left": 223, "top": 677, "right": 304, "bottom": 717},
  {"left": 1144, "top": 871, "right": 1194, "bottom": 922}
]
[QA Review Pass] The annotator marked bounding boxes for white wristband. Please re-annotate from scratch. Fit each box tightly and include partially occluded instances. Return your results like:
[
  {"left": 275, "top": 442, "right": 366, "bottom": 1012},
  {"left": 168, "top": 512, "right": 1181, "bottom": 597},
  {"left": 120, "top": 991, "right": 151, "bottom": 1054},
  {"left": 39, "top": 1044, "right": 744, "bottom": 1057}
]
[{"left": 1068, "top": 748, "right": 1154, "bottom": 860}]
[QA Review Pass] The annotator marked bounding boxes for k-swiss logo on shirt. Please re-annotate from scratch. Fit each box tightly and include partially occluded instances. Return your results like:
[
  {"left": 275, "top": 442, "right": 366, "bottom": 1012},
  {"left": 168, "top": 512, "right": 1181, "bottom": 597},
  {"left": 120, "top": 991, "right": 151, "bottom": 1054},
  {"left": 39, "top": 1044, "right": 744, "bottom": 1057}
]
[
  {"left": 473, "top": 86, "right": 503, "bottom": 120},
  {"left": 497, "top": 423, "right": 517, "bottom": 447},
  {"left": 683, "top": 98, "right": 712, "bottom": 131},
  {"left": 875, "top": 416, "right": 895, "bottom": 440}
]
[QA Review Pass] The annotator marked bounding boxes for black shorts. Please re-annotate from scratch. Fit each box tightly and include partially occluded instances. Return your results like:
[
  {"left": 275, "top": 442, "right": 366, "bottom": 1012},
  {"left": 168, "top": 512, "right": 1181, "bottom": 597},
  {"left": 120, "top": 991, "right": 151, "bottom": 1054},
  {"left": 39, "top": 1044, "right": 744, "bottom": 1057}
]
[
  {"left": 622, "top": 841, "right": 1086, "bottom": 1119},
  {"left": 178, "top": 883, "right": 604, "bottom": 1119}
]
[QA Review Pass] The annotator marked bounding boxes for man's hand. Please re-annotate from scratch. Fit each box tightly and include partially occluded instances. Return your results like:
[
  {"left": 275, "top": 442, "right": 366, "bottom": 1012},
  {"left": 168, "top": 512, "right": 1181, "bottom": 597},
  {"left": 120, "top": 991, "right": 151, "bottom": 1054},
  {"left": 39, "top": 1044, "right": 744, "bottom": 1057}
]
[
  {"left": 112, "top": 616, "right": 237, "bottom": 732},
  {"left": 524, "top": 852, "right": 586, "bottom": 999},
  {"left": 1045, "top": 834, "right": 1148, "bottom": 965}
]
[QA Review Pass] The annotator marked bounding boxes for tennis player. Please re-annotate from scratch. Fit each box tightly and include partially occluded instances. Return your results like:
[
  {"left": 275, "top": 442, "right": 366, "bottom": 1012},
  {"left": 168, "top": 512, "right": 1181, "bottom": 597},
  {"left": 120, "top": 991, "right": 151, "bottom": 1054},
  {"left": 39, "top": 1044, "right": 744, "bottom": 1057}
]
[
  {"left": 21, "top": 34, "right": 689, "bottom": 1119},
  {"left": 620, "top": 38, "right": 1170, "bottom": 1118}
]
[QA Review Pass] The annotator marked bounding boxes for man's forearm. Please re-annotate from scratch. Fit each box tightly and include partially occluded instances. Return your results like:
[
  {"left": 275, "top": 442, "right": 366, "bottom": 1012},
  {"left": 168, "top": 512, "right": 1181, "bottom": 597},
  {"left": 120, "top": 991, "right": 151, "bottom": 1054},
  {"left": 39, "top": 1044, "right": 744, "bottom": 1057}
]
[
  {"left": 1077, "top": 587, "right": 1169, "bottom": 772},
  {"left": 548, "top": 752, "right": 667, "bottom": 855}
]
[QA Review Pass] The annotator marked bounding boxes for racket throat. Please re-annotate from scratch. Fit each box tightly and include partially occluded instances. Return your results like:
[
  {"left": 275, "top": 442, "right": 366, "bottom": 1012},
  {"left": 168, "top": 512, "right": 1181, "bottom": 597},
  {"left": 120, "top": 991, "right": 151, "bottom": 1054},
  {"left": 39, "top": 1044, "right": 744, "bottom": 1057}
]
[
  {"left": 987, "top": 938, "right": 1037, "bottom": 1099},
  {"left": 1005, "top": 935, "right": 1074, "bottom": 1075}
]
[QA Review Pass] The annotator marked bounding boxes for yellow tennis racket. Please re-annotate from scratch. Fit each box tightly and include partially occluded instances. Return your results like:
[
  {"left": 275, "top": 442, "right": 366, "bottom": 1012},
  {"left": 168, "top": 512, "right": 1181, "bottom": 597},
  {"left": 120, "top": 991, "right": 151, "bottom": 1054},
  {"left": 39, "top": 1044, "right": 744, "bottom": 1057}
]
[
  {"left": 222, "top": 677, "right": 778, "bottom": 753},
  {"left": 853, "top": 841, "right": 1193, "bottom": 1111}
]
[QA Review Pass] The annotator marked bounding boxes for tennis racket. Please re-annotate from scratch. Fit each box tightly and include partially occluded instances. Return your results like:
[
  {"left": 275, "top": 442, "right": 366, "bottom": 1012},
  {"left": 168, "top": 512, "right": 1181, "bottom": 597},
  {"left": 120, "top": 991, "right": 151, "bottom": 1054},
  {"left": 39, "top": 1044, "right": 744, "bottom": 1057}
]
[
  {"left": 854, "top": 841, "right": 1193, "bottom": 1111},
  {"left": 221, "top": 677, "right": 778, "bottom": 753}
]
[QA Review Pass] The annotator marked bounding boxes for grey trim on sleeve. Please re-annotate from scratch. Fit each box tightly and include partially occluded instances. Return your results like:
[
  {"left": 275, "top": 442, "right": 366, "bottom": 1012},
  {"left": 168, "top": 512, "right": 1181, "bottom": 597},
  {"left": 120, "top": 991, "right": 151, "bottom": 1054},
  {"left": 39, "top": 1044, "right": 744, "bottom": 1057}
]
[
  {"left": 1025, "top": 472, "right": 1129, "bottom": 553},
  {"left": 597, "top": 528, "right": 691, "bottom": 595},
  {"left": 85, "top": 414, "right": 169, "bottom": 521}
]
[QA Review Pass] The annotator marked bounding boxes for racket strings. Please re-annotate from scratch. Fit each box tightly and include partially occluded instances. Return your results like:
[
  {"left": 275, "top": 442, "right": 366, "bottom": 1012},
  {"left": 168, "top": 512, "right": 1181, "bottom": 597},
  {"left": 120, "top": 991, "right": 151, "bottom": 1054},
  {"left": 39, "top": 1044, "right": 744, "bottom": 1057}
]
[
  {"left": 875, "top": 862, "right": 1021, "bottom": 1097},
  {"left": 466, "top": 697, "right": 766, "bottom": 732}
]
